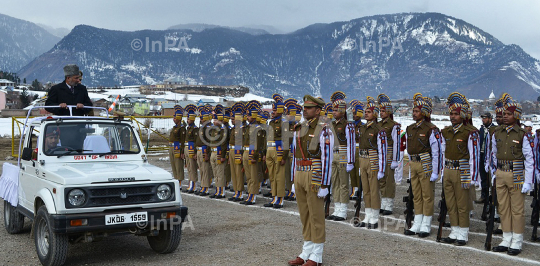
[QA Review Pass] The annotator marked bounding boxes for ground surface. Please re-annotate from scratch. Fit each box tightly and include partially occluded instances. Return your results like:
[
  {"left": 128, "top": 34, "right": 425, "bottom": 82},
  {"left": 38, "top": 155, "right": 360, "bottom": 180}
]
[{"left": 1, "top": 136, "right": 540, "bottom": 265}]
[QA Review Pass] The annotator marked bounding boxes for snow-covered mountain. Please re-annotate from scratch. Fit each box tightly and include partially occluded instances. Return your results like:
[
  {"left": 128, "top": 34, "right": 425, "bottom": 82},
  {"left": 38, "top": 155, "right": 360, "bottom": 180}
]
[
  {"left": 0, "top": 13, "right": 61, "bottom": 72},
  {"left": 17, "top": 12, "right": 540, "bottom": 100}
]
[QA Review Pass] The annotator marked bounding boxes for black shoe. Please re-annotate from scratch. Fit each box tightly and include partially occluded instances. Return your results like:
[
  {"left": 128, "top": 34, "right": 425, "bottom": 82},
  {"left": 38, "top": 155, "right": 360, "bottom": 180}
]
[
  {"left": 234, "top": 197, "right": 243, "bottom": 202},
  {"left": 263, "top": 192, "right": 272, "bottom": 197},
  {"left": 368, "top": 223, "right": 378, "bottom": 229},
  {"left": 187, "top": 190, "right": 195, "bottom": 194},
  {"left": 404, "top": 229, "right": 417, "bottom": 236},
  {"left": 284, "top": 195, "right": 290, "bottom": 201},
  {"left": 474, "top": 198, "right": 485, "bottom": 204},
  {"left": 493, "top": 229, "right": 503, "bottom": 235},
  {"left": 273, "top": 204, "right": 283, "bottom": 209},
  {"left": 507, "top": 248, "right": 521, "bottom": 256},
  {"left": 333, "top": 217, "right": 346, "bottom": 221},
  {"left": 289, "top": 197, "right": 296, "bottom": 202},
  {"left": 244, "top": 201, "right": 255, "bottom": 206},
  {"left": 194, "top": 191, "right": 200, "bottom": 195},
  {"left": 228, "top": 197, "right": 236, "bottom": 201},
  {"left": 379, "top": 209, "right": 384, "bottom": 214},
  {"left": 326, "top": 215, "right": 336, "bottom": 220},
  {"left": 455, "top": 240, "right": 467, "bottom": 246},
  {"left": 239, "top": 201, "right": 247, "bottom": 205},
  {"left": 357, "top": 222, "right": 366, "bottom": 228},
  {"left": 441, "top": 237, "right": 456, "bottom": 244},
  {"left": 418, "top": 232, "right": 430, "bottom": 238},
  {"left": 350, "top": 196, "right": 358, "bottom": 200},
  {"left": 264, "top": 202, "right": 274, "bottom": 207},
  {"left": 267, "top": 184, "right": 272, "bottom": 189},
  {"left": 199, "top": 192, "right": 209, "bottom": 196},
  {"left": 492, "top": 246, "right": 508, "bottom": 252},
  {"left": 444, "top": 222, "right": 451, "bottom": 228},
  {"left": 382, "top": 210, "right": 393, "bottom": 216},
  {"left": 494, "top": 217, "right": 501, "bottom": 223},
  {"left": 216, "top": 195, "right": 225, "bottom": 199},
  {"left": 209, "top": 194, "right": 217, "bottom": 198}
]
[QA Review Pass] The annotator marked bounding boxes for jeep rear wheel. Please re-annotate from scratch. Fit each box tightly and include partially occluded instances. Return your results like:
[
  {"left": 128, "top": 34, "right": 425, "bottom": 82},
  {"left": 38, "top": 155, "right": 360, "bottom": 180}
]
[
  {"left": 4, "top": 200, "right": 24, "bottom": 234},
  {"left": 147, "top": 222, "right": 182, "bottom": 254},
  {"left": 34, "top": 206, "right": 68, "bottom": 266}
]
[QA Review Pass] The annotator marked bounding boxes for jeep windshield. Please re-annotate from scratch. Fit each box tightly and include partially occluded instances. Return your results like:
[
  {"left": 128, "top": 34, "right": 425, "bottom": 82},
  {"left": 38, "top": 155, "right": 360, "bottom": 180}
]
[{"left": 43, "top": 122, "right": 141, "bottom": 156}]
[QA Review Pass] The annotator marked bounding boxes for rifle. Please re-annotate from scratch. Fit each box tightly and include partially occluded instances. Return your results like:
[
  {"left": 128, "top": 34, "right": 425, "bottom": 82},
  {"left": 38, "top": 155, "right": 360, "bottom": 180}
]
[
  {"left": 436, "top": 188, "right": 448, "bottom": 242},
  {"left": 484, "top": 176, "right": 497, "bottom": 250},
  {"left": 531, "top": 175, "right": 539, "bottom": 241},
  {"left": 324, "top": 193, "right": 331, "bottom": 219},
  {"left": 403, "top": 178, "right": 414, "bottom": 231},
  {"left": 353, "top": 176, "right": 363, "bottom": 227}
]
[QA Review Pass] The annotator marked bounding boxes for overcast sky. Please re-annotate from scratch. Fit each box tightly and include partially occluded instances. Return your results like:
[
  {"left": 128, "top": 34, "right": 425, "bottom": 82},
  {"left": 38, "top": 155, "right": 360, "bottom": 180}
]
[{"left": 3, "top": 0, "right": 540, "bottom": 59}]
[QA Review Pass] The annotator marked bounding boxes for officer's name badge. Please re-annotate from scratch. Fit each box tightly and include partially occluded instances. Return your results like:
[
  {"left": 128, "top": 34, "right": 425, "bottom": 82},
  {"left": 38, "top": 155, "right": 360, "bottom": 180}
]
[
  {"left": 309, "top": 134, "right": 315, "bottom": 137},
  {"left": 457, "top": 139, "right": 463, "bottom": 142},
  {"left": 513, "top": 140, "right": 520, "bottom": 144},
  {"left": 419, "top": 134, "right": 426, "bottom": 136},
  {"left": 369, "top": 133, "right": 374, "bottom": 136}
]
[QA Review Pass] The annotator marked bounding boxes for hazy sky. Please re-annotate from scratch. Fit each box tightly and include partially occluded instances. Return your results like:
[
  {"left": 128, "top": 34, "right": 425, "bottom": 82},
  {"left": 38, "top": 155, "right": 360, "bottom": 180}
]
[{"left": 3, "top": 0, "right": 540, "bottom": 59}]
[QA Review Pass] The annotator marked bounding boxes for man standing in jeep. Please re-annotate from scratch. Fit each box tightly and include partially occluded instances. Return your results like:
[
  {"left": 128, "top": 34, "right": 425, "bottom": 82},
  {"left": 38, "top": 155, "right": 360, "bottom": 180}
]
[{"left": 45, "top": 64, "right": 93, "bottom": 116}]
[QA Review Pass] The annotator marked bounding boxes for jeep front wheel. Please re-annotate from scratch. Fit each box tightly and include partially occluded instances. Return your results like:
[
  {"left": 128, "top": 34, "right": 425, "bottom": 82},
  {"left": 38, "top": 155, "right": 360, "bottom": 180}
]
[
  {"left": 4, "top": 200, "right": 25, "bottom": 234},
  {"left": 147, "top": 222, "right": 182, "bottom": 254},
  {"left": 34, "top": 206, "right": 68, "bottom": 266}
]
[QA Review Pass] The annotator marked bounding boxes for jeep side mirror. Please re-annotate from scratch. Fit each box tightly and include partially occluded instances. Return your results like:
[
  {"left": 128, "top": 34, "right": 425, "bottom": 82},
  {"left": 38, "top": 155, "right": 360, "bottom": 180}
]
[{"left": 21, "top": 147, "right": 33, "bottom": 161}]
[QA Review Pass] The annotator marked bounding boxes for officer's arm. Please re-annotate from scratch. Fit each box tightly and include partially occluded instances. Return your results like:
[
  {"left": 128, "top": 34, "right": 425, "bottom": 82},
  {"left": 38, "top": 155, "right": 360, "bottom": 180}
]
[
  {"left": 523, "top": 134, "right": 534, "bottom": 185},
  {"left": 429, "top": 129, "right": 442, "bottom": 176},
  {"left": 467, "top": 132, "right": 480, "bottom": 183}
]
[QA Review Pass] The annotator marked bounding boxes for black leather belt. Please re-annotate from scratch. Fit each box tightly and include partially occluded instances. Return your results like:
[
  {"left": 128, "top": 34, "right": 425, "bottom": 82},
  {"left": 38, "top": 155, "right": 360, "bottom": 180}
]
[
  {"left": 497, "top": 160, "right": 513, "bottom": 171},
  {"left": 410, "top": 154, "right": 421, "bottom": 162},
  {"left": 445, "top": 159, "right": 460, "bottom": 168}
]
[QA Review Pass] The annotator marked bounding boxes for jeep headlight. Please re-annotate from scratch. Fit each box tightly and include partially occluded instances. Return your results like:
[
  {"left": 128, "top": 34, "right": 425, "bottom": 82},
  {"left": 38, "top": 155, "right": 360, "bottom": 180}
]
[
  {"left": 68, "top": 189, "right": 86, "bottom": 206},
  {"left": 156, "top": 184, "right": 172, "bottom": 201}
]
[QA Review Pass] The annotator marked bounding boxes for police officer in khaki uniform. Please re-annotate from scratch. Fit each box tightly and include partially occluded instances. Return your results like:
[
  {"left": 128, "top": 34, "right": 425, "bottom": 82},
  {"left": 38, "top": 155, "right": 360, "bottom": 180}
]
[
  {"left": 264, "top": 94, "right": 288, "bottom": 208},
  {"left": 241, "top": 100, "right": 263, "bottom": 205},
  {"left": 377, "top": 94, "right": 401, "bottom": 215},
  {"left": 287, "top": 95, "right": 333, "bottom": 266},
  {"left": 348, "top": 100, "right": 364, "bottom": 200},
  {"left": 440, "top": 92, "right": 480, "bottom": 245},
  {"left": 209, "top": 105, "right": 229, "bottom": 199},
  {"left": 223, "top": 108, "right": 232, "bottom": 191},
  {"left": 284, "top": 99, "right": 299, "bottom": 201},
  {"left": 404, "top": 93, "right": 442, "bottom": 238},
  {"left": 195, "top": 106, "right": 212, "bottom": 196},
  {"left": 327, "top": 91, "right": 355, "bottom": 221},
  {"left": 169, "top": 105, "right": 186, "bottom": 183},
  {"left": 490, "top": 93, "right": 534, "bottom": 255},
  {"left": 228, "top": 102, "right": 246, "bottom": 202},
  {"left": 356, "top": 96, "right": 387, "bottom": 229},
  {"left": 184, "top": 104, "right": 199, "bottom": 193}
]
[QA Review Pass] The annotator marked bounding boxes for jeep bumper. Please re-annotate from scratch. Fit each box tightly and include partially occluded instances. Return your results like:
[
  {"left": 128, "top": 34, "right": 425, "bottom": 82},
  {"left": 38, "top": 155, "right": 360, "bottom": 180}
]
[{"left": 49, "top": 205, "right": 188, "bottom": 234}]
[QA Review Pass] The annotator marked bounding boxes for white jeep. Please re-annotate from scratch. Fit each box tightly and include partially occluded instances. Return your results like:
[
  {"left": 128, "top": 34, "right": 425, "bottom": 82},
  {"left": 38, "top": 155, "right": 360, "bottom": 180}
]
[{"left": 1, "top": 107, "right": 188, "bottom": 266}]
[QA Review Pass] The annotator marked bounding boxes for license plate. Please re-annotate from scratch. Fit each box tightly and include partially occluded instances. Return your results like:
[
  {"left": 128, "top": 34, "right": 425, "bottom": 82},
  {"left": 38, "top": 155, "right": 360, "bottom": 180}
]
[{"left": 105, "top": 212, "right": 148, "bottom": 225}]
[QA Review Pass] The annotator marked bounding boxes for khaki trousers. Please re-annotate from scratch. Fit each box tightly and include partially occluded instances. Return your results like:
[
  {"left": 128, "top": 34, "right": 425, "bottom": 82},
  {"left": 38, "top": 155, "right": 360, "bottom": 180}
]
[
  {"left": 197, "top": 150, "right": 212, "bottom": 188},
  {"left": 242, "top": 151, "right": 259, "bottom": 195},
  {"left": 184, "top": 146, "right": 198, "bottom": 184},
  {"left": 331, "top": 151, "right": 349, "bottom": 204},
  {"left": 379, "top": 162, "right": 395, "bottom": 198},
  {"left": 225, "top": 151, "right": 231, "bottom": 184},
  {"left": 443, "top": 168, "right": 470, "bottom": 227},
  {"left": 294, "top": 170, "right": 325, "bottom": 243},
  {"left": 285, "top": 155, "right": 293, "bottom": 192},
  {"left": 410, "top": 161, "right": 435, "bottom": 216},
  {"left": 359, "top": 157, "right": 381, "bottom": 209},
  {"left": 169, "top": 147, "right": 184, "bottom": 180},
  {"left": 266, "top": 148, "right": 285, "bottom": 197},
  {"left": 229, "top": 150, "right": 244, "bottom": 193},
  {"left": 496, "top": 170, "right": 525, "bottom": 234},
  {"left": 210, "top": 152, "right": 226, "bottom": 187},
  {"left": 349, "top": 148, "right": 360, "bottom": 188}
]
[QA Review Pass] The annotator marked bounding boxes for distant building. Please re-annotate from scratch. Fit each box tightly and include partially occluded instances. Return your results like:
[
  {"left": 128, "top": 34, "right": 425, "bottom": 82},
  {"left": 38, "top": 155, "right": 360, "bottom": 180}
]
[
  {"left": 163, "top": 77, "right": 187, "bottom": 86},
  {"left": 0, "top": 79, "right": 15, "bottom": 86}
]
